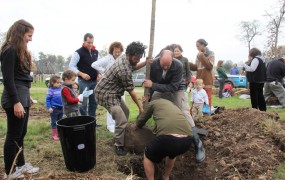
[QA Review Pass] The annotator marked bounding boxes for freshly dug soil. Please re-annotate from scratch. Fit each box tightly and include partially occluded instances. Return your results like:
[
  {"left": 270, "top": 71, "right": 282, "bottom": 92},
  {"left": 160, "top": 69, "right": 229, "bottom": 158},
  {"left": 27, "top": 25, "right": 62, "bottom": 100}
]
[
  {"left": 266, "top": 96, "right": 282, "bottom": 106},
  {"left": 171, "top": 108, "right": 285, "bottom": 179}
]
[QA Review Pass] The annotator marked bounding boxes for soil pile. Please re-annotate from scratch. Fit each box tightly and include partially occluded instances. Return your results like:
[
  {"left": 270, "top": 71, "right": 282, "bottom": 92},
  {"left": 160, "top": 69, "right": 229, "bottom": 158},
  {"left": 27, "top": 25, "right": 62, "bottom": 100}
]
[{"left": 171, "top": 108, "right": 285, "bottom": 179}]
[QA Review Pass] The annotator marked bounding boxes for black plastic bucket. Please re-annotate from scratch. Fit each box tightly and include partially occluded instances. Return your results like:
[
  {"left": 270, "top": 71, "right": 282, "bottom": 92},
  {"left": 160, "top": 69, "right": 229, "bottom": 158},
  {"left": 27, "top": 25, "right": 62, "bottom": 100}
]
[{"left": 56, "top": 116, "right": 96, "bottom": 172}]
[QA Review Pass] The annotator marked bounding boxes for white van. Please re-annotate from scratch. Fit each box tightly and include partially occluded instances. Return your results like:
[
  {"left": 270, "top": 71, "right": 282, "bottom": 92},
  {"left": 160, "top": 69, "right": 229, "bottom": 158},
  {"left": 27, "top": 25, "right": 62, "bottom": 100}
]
[{"left": 132, "top": 74, "right": 145, "bottom": 87}]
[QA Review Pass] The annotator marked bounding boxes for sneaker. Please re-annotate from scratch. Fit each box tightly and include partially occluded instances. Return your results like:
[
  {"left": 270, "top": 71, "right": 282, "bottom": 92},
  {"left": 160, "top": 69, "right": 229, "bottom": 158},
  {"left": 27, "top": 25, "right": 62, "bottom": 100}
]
[
  {"left": 16, "top": 162, "right": 39, "bottom": 174},
  {"left": 96, "top": 123, "right": 102, "bottom": 128},
  {"left": 3, "top": 170, "right": 24, "bottom": 179},
  {"left": 115, "top": 146, "right": 127, "bottom": 156}
]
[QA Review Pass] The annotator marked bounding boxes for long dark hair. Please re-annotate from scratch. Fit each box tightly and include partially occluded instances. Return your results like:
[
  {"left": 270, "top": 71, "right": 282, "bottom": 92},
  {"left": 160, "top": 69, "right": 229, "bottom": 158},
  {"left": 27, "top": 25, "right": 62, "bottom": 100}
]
[
  {"left": 1, "top": 19, "right": 34, "bottom": 70},
  {"left": 216, "top": 60, "right": 224, "bottom": 71},
  {"left": 249, "top": 48, "right": 261, "bottom": 58}
]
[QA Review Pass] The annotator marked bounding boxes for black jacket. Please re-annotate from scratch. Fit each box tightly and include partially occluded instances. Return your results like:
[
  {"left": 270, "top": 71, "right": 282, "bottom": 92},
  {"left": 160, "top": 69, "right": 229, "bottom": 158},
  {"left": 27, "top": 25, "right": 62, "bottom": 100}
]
[
  {"left": 246, "top": 57, "right": 266, "bottom": 83},
  {"left": 76, "top": 46, "right": 99, "bottom": 81},
  {"left": 266, "top": 58, "right": 285, "bottom": 82},
  {"left": 150, "top": 58, "right": 184, "bottom": 94},
  {"left": 0, "top": 46, "right": 33, "bottom": 107}
]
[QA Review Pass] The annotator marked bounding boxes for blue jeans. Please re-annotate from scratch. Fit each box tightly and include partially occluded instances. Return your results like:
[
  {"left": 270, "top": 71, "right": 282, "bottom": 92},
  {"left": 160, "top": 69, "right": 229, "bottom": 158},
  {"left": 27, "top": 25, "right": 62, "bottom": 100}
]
[
  {"left": 78, "top": 78, "right": 97, "bottom": 117},
  {"left": 50, "top": 106, "right": 63, "bottom": 129}
]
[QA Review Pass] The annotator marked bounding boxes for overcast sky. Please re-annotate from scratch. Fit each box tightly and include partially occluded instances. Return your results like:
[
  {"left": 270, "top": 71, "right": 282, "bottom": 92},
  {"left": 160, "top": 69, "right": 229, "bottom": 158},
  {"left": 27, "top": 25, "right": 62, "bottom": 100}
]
[{"left": 0, "top": 0, "right": 281, "bottom": 63}]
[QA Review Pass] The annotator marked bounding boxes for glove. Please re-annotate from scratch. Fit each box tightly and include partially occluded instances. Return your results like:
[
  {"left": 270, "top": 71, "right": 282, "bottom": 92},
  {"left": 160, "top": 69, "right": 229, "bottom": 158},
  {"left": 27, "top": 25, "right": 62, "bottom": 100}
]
[
  {"left": 78, "top": 94, "right": 83, "bottom": 102},
  {"left": 82, "top": 87, "right": 93, "bottom": 97}
]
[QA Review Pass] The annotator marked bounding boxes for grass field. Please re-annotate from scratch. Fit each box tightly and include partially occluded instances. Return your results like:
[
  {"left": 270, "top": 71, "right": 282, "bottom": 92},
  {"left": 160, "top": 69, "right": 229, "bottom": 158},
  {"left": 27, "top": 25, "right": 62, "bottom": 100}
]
[{"left": 0, "top": 83, "right": 285, "bottom": 178}]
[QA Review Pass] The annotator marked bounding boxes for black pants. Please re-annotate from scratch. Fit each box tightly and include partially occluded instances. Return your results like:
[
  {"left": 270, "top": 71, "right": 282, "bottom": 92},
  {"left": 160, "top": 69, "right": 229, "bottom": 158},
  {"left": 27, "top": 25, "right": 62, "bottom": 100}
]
[
  {"left": 249, "top": 82, "right": 266, "bottom": 111},
  {"left": 4, "top": 107, "right": 29, "bottom": 174},
  {"left": 145, "top": 135, "right": 193, "bottom": 163},
  {"left": 218, "top": 79, "right": 226, "bottom": 98}
]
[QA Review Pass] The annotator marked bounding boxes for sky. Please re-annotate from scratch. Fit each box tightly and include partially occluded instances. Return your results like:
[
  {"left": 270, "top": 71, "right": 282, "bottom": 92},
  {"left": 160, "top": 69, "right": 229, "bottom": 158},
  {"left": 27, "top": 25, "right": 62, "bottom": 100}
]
[{"left": 0, "top": 0, "right": 281, "bottom": 64}]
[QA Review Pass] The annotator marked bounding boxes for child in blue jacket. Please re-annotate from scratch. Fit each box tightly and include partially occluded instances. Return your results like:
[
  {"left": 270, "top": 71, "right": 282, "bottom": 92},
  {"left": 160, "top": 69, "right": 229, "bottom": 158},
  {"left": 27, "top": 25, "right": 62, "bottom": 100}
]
[{"left": 46, "top": 75, "right": 63, "bottom": 141}]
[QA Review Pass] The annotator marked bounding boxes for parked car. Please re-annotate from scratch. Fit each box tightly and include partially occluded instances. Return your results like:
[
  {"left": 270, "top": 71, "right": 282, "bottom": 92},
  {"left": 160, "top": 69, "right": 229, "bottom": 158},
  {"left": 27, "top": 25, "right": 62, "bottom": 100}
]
[
  {"left": 132, "top": 73, "right": 145, "bottom": 87},
  {"left": 214, "top": 74, "right": 247, "bottom": 88}
]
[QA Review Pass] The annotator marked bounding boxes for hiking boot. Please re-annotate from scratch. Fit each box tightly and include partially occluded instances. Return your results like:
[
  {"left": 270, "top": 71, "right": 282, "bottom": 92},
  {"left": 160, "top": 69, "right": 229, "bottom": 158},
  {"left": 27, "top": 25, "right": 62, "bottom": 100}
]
[
  {"left": 16, "top": 162, "right": 39, "bottom": 174},
  {"left": 3, "top": 169, "right": 24, "bottom": 179},
  {"left": 192, "top": 133, "right": 205, "bottom": 163},
  {"left": 115, "top": 146, "right": 127, "bottom": 156}
]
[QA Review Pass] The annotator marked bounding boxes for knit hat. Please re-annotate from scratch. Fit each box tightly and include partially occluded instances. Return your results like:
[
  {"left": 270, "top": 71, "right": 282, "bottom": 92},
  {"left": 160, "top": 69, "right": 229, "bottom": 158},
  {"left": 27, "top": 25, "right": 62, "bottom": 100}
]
[{"left": 196, "top": 39, "right": 208, "bottom": 46}]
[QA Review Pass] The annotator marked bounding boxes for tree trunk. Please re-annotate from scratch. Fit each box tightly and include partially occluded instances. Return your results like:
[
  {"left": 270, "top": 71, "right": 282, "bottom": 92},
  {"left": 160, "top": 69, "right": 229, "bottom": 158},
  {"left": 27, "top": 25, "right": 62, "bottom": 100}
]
[{"left": 143, "top": 0, "right": 156, "bottom": 107}]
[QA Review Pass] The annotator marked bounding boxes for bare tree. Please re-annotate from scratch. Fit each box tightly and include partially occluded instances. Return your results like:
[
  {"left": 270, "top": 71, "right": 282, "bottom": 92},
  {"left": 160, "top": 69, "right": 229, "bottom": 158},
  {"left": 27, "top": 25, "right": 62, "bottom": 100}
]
[
  {"left": 265, "top": 0, "right": 285, "bottom": 58},
  {"left": 98, "top": 45, "right": 108, "bottom": 57},
  {"left": 238, "top": 20, "right": 261, "bottom": 51},
  {"left": 144, "top": 0, "right": 156, "bottom": 107},
  {"left": 223, "top": 60, "right": 234, "bottom": 73}
]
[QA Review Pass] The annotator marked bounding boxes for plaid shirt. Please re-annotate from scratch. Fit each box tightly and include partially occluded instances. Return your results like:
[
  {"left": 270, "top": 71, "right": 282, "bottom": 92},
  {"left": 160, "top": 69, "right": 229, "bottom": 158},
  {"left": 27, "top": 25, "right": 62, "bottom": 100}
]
[{"left": 95, "top": 55, "right": 135, "bottom": 108}]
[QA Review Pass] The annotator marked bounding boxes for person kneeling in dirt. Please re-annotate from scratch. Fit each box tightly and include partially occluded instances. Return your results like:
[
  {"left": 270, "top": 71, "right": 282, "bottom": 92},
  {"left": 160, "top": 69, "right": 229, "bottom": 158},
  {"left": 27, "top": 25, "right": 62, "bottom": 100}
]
[
  {"left": 263, "top": 56, "right": 285, "bottom": 107},
  {"left": 134, "top": 94, "right": 205, "bottom": 180}
]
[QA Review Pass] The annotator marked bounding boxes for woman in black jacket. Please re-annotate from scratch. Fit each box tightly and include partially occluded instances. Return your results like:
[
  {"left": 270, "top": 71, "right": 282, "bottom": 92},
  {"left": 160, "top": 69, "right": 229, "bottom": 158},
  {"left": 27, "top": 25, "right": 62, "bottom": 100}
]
[
  {"left": 243, "top": 48, "right": 266, "bottom": 111},
  {"left": 0, "top": 19, "right": 39, "bottom": 178}
]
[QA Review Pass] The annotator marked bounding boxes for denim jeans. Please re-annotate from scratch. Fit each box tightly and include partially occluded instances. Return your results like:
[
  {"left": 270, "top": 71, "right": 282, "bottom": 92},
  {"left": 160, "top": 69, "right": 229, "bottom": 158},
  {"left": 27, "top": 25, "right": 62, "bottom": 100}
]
[
  {"left": 4, "top": 107, "right": 29, "bottom": 174},
  {"left": 50, "top": 106, "right": 63, "bottom": 129},
  {"left": 78, "top": 78, "right": 97, "bottom": 117}
]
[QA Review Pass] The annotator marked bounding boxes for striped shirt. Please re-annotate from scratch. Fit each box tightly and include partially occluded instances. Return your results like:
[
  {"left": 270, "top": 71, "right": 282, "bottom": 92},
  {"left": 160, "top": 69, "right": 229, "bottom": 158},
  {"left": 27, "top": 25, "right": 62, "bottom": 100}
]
[{"left": 95, "top": 55, "right": 134, "bottom": 108}]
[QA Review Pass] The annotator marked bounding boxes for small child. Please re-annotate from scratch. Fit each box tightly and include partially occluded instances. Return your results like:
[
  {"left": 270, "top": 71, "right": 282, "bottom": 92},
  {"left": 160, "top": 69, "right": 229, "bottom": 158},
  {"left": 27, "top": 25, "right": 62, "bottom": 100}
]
[
  {"left": 72, "top": 82, "right": 80, "bottom": 96},
  {"left": 46, "top": 75, "right": 63, "bottom": 141},
  {"left": 61, "top": 70, "right": 83, "bottom": 118},
  {"left": 190, "top": 79, "right": 209, "bottom": 119}
]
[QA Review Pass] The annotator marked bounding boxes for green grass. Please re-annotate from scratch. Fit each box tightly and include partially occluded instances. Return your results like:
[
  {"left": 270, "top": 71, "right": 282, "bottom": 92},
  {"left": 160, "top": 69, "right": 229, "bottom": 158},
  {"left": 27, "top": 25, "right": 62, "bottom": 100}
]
[
  {"left": 211, "top": 95, "right": 251, "bottom": 109},
  {"left": 31, "top": 81, "right": 47, "bottom": 88}
]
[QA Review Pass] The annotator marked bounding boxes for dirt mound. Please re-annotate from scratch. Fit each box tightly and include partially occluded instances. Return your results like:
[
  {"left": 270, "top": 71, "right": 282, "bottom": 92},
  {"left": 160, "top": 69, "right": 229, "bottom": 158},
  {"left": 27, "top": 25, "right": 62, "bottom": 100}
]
[
  {"left": 170, "top": 108, "right": 284, "bottom": 179},
  {"left": 266, "top": 96, "right": 282, "bottom": 105}
]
